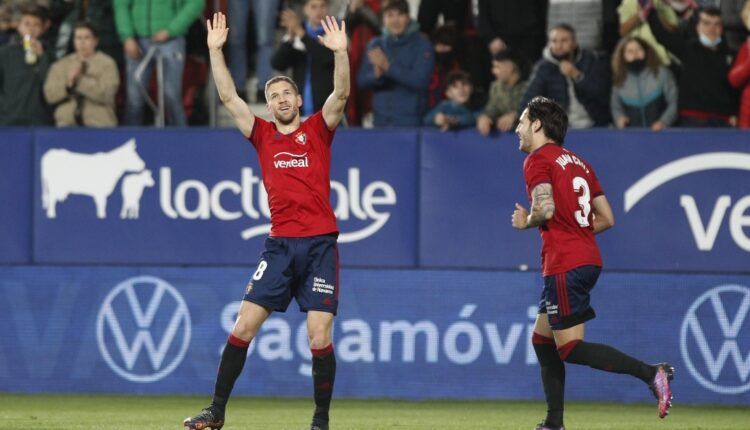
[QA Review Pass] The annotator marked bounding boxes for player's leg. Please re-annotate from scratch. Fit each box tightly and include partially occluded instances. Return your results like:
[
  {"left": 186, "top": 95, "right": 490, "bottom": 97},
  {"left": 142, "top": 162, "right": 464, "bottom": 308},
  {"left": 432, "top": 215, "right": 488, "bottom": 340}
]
[
  {"left": 533, "top": 286, "right": 566, "bottom": 430},
  {"left": 307, "top": 311, "right": 336, "bottom": 430},
  {"left": 297, "top": 233, "right": 339, "bottom": 430},
  {"left": 550, "top": 266, "right": 673, "bottom": 418},
  {"left": 185, "top": 238, "right": 295, "bottom": 429},
  {"left": 183, "top": 301, "right": 270, "bottom": 430}
]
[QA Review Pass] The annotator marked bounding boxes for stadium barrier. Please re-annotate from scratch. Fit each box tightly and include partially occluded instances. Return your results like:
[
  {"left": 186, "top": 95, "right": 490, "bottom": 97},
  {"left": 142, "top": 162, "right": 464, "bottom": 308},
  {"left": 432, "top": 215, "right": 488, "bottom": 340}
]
[
  {"left": 0, "top": 266, "right": 748, "bottom": 404},
  {"left": 0, "top": 128, "right": 748, "bottom": 403}
]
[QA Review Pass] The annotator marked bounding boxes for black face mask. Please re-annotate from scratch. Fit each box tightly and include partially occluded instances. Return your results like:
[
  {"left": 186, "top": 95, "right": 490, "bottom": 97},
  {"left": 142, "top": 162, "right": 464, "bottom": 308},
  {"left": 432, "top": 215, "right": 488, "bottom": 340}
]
[
  {"left": 626, "top": 58, "right": 647, "bottom": 73},
  {"left": 435, "top": 52, "right": 454, "bottom": 65}
]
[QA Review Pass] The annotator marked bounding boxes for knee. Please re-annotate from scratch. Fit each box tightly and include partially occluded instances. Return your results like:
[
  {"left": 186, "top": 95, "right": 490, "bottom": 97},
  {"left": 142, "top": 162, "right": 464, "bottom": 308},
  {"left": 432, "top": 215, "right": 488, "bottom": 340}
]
[
  {"left": 308, "top": 325, "right": 332, "bottom": 350},
  {"left": 232, "top": 318, "right": 259, "bottom": 342}
]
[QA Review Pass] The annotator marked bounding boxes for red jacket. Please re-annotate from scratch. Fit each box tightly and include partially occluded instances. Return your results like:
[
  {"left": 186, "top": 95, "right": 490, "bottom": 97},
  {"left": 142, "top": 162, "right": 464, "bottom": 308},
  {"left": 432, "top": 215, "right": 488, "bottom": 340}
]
[{"left": 729, "top": 41, "right": 750, "bottom": 128}]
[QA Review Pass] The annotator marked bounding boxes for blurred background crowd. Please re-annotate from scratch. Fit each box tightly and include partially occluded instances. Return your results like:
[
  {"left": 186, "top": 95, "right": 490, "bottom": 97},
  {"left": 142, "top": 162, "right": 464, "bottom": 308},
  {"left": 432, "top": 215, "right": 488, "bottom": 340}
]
[{"left": 1, "top": 0, "right": 749, "bottom": 132}]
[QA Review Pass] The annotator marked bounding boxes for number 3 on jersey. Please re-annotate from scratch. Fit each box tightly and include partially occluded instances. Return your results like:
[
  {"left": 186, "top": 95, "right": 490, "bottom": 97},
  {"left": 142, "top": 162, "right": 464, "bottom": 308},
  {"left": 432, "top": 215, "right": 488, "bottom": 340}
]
[
  {"left": 253, "top": 260, "right": 268, "bottom": 280},
  {"left": 573, "top": 176, "right": 591, "bottom": 227}
]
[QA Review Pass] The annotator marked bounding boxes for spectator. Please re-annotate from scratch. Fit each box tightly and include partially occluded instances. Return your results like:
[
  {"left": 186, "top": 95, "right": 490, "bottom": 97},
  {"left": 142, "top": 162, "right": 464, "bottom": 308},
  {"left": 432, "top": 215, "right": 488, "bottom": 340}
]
[
  {"left": 423, "top": 70, "right": 478, "bottom": 131},
  {"left": 357, "top": 0, "right": 434, "bottom": 127},
  {"left": 662, "top": 0, "right": 699, "bottom": 26},
  {"left": 1, "top": 0, "right": 50, "bottom": 46},
  {"left": 52, "top": 0, "right": 121, "bottom": 66},
  {"left": 426, "top": 24, "right": 462, "bottom": 109},
  {"left": 477, "top": 50, "right": 527, "bottom": 135},
  {"left": 0, "top": 5, "right": 52, "bottom": 125},
  {"left": 418, "top": 0, "right": 471, "bottom": 36},
  {"left": 227, "top": 0, "right": 280, "bottom": 102},
  {"left": 43, "top": 21, "right": 118, "bottom": 126},
  {"left": 548, "top": 0, "right": 604, "bottom": 52},
  {"left": 618, "top": 0, "right": 679, "bottom": 65},
  {"left": 271, "top": 0, "right": 333, "bottom": 116},
  {"left": 728, "top": 1, "right": 750, "bottom": 128},
  {"left": 478, "top": 0, "right": 547, "bottom": 64},
  {"left": 648, "top": 6, "right": 738, "bottom": 126},
  {"left": 113, "top": 0, "right": 203, "bottom": 126},
  {"left": 520, "top": 24, "right": 612, "bottom": 128},
  {"left": 722, "top": 0, "right": 749, "bottom": 51},
  {"left": 611, "top": 36, "right": 678, "bottom": 130},
  {"left": 343, "top": 0, "right": 380, "bottom": 125}
]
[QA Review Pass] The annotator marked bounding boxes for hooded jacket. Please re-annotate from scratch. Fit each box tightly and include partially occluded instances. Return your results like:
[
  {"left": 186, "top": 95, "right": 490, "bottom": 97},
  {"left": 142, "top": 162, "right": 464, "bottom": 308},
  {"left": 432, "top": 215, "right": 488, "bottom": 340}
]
[
  {"left": 520, "top": 46, "right": 612, "bottom": 127},
  {"left": 357, "top": 21, "right": 434, "bottom": 126}
]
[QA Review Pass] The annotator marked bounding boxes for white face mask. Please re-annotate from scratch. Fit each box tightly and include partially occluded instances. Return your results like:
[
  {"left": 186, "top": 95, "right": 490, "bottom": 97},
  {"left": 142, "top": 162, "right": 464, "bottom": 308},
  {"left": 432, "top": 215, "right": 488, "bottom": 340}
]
[
  {"left": 667, "top": 0, "right": 690, "bottom": 12},
  {"left": 699, "top": 32, "right": 722, "bottom": 48}
]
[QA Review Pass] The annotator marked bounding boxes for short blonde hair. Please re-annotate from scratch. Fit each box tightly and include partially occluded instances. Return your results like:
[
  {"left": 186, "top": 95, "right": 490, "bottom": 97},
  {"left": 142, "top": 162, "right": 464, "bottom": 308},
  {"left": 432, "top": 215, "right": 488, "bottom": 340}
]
[{"left": 264, "top": 76, "right": 299, "bottom": 100}]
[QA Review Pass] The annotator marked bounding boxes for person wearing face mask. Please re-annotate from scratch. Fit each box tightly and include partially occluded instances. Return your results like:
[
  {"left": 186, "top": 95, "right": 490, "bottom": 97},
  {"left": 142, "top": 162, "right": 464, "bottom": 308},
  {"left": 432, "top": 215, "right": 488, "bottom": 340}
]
[
  {"left": 426, "top": 24, "right": 462, "bottom": 109},
  {"left": 728, "top": 1, "right": 750, "bottom": 128},
  {"left": 648, "top": 6, "right": 738, "bottom": 126},
  {"left": 519, "top": 23, "right": 612, "bottom": 129},
  {"left": 611, "top": 36, "right": 678, "bottom": 131}
]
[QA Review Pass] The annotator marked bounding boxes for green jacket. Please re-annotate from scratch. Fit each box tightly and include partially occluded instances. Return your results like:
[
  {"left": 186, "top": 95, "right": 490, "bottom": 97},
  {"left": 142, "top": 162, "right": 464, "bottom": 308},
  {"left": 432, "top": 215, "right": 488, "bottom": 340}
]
[
  {"left": 113, "top": 0, "right": 203, "bottom": 41},
  {"left": 0, "top": 42, "right": 53, "bottom": 126}
]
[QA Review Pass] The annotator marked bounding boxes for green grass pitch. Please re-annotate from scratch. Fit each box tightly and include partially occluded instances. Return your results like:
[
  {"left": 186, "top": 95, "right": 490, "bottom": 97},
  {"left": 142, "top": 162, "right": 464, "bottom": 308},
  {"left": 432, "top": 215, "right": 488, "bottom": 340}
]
[{"left": 0, "top": 393, "right": 748, "bottom": 429}]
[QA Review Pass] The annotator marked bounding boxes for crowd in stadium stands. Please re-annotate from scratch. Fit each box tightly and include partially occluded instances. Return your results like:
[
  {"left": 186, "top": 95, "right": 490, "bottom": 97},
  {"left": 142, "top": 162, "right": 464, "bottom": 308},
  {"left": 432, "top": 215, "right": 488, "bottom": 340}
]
[{"left": 1, "top": 0, "right": 750, "bottom": 130}]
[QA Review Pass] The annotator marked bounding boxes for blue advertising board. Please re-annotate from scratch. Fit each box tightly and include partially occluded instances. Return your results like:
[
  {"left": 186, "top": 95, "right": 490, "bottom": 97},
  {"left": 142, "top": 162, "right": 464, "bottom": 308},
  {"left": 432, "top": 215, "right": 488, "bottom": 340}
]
[
  {"left": 0, "top": 266, "right": 748, "bottom": 404},
  {"left": 420, "top": 129, "right": 750, "bottom": 273},
  {"left": 0, "top": 130, "right": 33, "bottom": 263},
  {"left": 32, "top": 129, "right": 417, "bottom": 266}
]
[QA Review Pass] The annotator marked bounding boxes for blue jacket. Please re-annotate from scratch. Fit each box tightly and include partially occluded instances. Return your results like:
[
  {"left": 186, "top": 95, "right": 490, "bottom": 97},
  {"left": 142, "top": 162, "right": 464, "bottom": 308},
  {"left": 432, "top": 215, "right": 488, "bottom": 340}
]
[
  {"left": 520, "top": 47, "right": 612, "bottom": 126},
  {"left": 358, "top": 21, "right": 434, "bottom": 126},
  {"left": 423, "top": 100, "right": 479, "bottom": 129}
]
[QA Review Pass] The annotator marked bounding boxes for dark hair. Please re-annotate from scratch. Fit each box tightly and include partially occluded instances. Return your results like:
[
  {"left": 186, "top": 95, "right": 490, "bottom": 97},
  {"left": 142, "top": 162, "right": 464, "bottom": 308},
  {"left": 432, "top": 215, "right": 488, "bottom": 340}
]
[
  {"left": 700, "top": 6, "right": 721, "bottom": 18},
  {"left": 431, "top": 24, "right": 457, "bottom": 47},
  {"left": 20, "top": 5, "right": 49, "bottom": 22},
  {"left": 549, "top": 23, "right": 576, "bottom": 39},
  {"left": 265, "top": 76, "right": 300, "bottom": 99},
  {"left": 492, "top": 49, "right": 527, "bottom": 78},
  {"left": 383, "top": 0, "right": 409, "bottom": 15},
  {"left": 525, "top": 96, "right": 568, "bottom": 145},
  {"left": 446, "top": 70, "right": 471, "bottom": 87},
  {"left": 73, "top": 21, "right": 98, "bottom": 38},
  {"left": 611, "top": 36, "right": 661, "bottom": 86}
]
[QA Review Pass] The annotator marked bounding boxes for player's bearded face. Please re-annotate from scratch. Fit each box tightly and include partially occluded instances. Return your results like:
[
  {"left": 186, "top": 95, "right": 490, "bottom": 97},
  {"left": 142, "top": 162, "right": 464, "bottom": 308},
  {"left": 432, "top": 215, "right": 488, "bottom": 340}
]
[
  {"left": 516, "top": 110, "right": 534, "bottom": 152},
  {"left": 267, "top": 83, "right": 301, "bottom": 125}
]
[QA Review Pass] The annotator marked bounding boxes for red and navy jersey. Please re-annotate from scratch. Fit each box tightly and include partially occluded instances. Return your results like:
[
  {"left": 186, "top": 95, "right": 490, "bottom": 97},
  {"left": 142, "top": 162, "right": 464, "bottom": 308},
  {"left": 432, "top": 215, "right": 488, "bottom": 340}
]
[
  {"left": 523, "top": 143, "right": 604, "bottom": 276},
  {"left": 249, "top": 112, "right": 337, "bottom": 237}
]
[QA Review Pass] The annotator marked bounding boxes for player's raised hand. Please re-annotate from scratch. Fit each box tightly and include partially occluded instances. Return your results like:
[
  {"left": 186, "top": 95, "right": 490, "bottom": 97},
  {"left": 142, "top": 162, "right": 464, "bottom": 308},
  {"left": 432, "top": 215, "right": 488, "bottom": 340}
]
[
  {"left": 512, "top": 203, "right": 529, "bottom": 229},
  {"left": 207, "top": 12, "right": 229, "bottom": 50},
  {"left": 318, "top": 16, "right": 347, "bottom": 53}
]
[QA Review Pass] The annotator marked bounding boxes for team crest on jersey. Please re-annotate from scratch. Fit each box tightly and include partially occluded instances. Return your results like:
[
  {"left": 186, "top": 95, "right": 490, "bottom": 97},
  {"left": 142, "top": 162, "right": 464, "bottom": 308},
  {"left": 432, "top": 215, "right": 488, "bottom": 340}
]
[
  {"left": 245, "top": 281, "right": 253, "bottom": 295},
  {"left": 294, "top": 132, "right": 307, "bottom": 145}
]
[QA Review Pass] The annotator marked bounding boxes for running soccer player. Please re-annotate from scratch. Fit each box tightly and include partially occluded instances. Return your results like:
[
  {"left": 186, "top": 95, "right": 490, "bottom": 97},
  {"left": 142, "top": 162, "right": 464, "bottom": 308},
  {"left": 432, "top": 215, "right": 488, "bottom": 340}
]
[
  {"left": 511, "top": 96, "right": 674, "bottom": 430},
  {"left": 183, "top": 12, "right": 349, "bottom": 430}
]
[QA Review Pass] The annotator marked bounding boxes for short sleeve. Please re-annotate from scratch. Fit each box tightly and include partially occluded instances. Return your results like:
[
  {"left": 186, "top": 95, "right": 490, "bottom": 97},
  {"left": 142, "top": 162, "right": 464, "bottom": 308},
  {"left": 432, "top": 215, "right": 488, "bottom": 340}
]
[
  {"left": 589, "top": 168, "right": 605, "bottom": 197},
  {"left": 307, "top": 111, "right": 336, "bottom": 147},
  {"left": 248, "top": 117, "right": 271, "bottom": 149},
  {"left": 523, "top": 154, "right": 553, "bottom": 196}
]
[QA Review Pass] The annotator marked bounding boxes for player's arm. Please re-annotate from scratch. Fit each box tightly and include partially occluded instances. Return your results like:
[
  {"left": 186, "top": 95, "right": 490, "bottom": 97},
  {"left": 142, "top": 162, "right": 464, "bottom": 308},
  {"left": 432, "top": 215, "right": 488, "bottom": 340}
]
[
  {"left": 591, "top": 194, "right": 615, "bottom": 234},
  {"left": 319, "top": 16, "right": 350, "bottom": 130},
  {"left": 207, "top": 12, "right": 255, "bottom": 138},
  {"left": 512, "top": 183, "right": 555, "bottom": 229}
]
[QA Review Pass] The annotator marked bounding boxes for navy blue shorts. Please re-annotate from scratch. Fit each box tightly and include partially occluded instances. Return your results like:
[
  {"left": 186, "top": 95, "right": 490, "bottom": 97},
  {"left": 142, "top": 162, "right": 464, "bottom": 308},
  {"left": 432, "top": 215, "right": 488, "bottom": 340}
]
[
  {"left": 243, "top": 233, "right": 339, "bottom": 315},
  {"left": 539, "top": 265, "right": 601, "bottom": 330}
]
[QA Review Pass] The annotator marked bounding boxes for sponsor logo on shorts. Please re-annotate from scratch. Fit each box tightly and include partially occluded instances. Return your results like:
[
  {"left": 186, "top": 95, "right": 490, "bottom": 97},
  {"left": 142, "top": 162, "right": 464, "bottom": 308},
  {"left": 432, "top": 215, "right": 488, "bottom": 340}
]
[{"left": 313, "top": 277, "right": 335, "bottom": 295}]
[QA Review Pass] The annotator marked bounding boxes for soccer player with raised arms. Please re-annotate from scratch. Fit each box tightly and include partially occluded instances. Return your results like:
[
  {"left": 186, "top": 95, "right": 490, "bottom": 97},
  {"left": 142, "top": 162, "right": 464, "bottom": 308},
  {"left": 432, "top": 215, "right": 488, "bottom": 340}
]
[
  {"left": 183, "top": 12, "right": 349, "bottom": 430},
  {"left": 511, "top": 96, "right": 674, "bottom": 430}
]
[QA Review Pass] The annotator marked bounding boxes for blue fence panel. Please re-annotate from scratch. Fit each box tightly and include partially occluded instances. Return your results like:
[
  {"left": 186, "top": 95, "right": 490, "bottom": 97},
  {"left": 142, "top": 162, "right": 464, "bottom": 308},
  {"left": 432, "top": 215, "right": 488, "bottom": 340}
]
[
  {"left": 420, "top": 130, "right": 750, "bottom": 273},
  {"left": 1, "top": 266, "right": 747, "bottom": 404},
  {"left": 0, "top": 130, "right": 33, "bottom": 263},
  {"left": 32, "top": 129, "right": 417, "bottom": 267}
]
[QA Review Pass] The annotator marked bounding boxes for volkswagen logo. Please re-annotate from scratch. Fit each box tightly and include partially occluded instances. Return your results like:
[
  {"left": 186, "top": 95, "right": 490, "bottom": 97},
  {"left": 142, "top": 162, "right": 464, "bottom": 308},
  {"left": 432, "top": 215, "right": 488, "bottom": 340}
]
[
  {"left": 96, "top": 276, "right": 191, "bottom": 383},
  {"left": 680, "top": 284, "right": 750, "bottom": 394}
]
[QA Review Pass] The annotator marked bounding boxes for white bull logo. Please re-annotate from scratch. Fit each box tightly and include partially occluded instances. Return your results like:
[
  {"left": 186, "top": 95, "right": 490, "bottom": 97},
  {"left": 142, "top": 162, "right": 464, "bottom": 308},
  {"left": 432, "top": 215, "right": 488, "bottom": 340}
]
[{"left": 41, "top": 139, "right": 146, "bottom": 219}]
